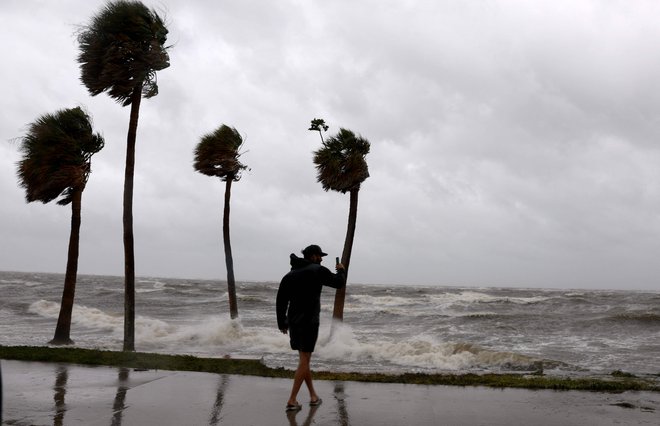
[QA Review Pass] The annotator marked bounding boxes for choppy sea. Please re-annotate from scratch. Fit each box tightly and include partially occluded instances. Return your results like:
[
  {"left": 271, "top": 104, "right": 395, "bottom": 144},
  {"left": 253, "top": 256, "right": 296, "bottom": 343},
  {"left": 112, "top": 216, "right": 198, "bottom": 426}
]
[{"left": 1, "top": 271, "right": 659, "bottom": 383}]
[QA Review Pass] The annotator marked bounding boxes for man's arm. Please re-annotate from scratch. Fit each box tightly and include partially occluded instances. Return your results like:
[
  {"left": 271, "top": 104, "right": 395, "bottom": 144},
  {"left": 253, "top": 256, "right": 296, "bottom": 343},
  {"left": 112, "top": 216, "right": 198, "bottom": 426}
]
[
  {"left": 276, "top": 279, "right": 290, "bottom": 333},
  {"left": 319, "top": 264, "right": 346, "bottom": 289}
]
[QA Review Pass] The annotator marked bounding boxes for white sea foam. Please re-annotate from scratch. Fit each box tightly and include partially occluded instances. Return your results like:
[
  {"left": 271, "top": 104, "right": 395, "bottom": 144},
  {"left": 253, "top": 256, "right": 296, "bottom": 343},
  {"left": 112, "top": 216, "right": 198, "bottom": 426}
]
[
  {"left": 316, "top": 321, "right": 541, "bottom": 371},
  {"left": 136, "top": 280, "right": 167, "bottom": 293},
  {"left": 121, "top": 315, "right": 176, "bottom": 341},
  {"left": 22, "top": 301, "right": 543, "bottom": 371},
  {"left": 167, "top": 316, "right": 245, "bottom": 345},
  {"left": 344, "top": 291, "right": 549, "bottom": 315},
  {"left": 343, "top": 294, "right": 429, "bottom": 316},
  {"left": 26, "top": 299, "right": 286, "bottom": 355},
  {"left": 428, "top": 291, "right": 550, "bottom": 306},
  {"left": 28, "top": 299, "right": 173, "bottom": 344},
  {"left": 137, "top": 279, "right": 166, "bottom": 286},
  {"left": 342, "top": 303, "right": 414, "bottom": 316},
  {"left": 29, "top": 300, "right": 122, "bottom": 331},
  {"left": 349, "top": 294, "right": 420, "bottom": 307},
  {"left": 130, "top": 315, "right": 289, "bottom": 356}
]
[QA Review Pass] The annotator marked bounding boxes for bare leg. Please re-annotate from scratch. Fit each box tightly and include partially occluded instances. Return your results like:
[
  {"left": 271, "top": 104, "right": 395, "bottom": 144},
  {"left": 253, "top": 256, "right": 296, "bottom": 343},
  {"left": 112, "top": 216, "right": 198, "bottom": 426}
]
[
  {"left": 288, "top": 351, "right": 318, "bottom": 405},
  {"left": 300, "top": 351, "right": 319, "bottom": 401}
]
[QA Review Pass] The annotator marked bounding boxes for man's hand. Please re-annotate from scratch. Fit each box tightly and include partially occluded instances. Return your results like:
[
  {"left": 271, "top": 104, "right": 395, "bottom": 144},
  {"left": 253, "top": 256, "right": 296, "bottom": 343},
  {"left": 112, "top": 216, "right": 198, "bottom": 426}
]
[
  {"left": 335, "top": 263, "right": 345, "bottom": 272},
  {"left": 280, "top": 328, "right": 288, "bottom": 335}
]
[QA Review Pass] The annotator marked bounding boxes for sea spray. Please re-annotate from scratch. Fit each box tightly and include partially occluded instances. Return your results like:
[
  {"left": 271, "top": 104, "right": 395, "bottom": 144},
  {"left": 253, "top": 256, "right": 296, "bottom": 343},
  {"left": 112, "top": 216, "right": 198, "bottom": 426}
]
[
  {"left": 313, "top": 321, "right": 545, "bottom": 372},
  {"left": 318, "top": 320, "right": 365, "bottom": 360},
  {"left": 29, "top": 300, "right": 121, "bottom": 331}
]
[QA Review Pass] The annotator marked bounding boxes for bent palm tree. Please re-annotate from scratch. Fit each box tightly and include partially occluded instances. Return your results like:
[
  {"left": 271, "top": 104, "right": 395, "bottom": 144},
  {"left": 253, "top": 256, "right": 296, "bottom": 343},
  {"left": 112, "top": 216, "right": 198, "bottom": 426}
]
[
  {"left": 193, "top": 125, "right": 248, "bottom": 320},
  {"left": 78, "top": 0, "right": 170, "bottom": 351},
  {"left": 311, "top": 121, "right": 370, "bottom": 321},
  {"left": 16, "top": 107, "right": 104, "bottom": 345}
]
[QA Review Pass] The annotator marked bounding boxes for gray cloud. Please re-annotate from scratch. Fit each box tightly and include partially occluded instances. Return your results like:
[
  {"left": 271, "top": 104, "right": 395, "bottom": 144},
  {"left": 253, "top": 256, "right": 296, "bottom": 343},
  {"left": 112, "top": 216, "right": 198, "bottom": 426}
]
[{"left": 2, "top": 0, "right": 660, "bottom": 290}]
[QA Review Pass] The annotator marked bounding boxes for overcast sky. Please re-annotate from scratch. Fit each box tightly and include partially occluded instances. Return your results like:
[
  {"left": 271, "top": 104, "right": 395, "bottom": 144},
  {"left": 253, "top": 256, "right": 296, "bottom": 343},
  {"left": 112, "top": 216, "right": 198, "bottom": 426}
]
[{"left": 2, "top": 0, "right": 659, "bottom": 290}]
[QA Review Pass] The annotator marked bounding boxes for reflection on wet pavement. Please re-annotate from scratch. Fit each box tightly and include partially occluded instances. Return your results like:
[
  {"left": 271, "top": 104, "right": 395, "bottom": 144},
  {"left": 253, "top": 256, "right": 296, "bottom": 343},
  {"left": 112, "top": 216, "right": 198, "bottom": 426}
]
[
  {"left": 53, "top": 365, "right": 68, "bottom": 426},
  {"left": 111, "top": 367, "right": 130, "bottom": 426},
  {"left": 209, "top": 374, "right": 230, "bottom": 425},
  {"left": 285, "top": 403, "right": 320, "bottom": 426},
  {"left": 2, "top": 360, "right": 658, "bottom": 426},
  {"left": 334, "top": 381, "right": 350, "bottom": 426}
]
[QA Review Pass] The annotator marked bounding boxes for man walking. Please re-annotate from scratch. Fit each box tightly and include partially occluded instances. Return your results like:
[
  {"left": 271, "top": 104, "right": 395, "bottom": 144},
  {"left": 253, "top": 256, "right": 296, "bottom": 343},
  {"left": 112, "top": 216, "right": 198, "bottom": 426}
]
[{"left": 276, "top": 244, "right": 346, "bottom": 411}]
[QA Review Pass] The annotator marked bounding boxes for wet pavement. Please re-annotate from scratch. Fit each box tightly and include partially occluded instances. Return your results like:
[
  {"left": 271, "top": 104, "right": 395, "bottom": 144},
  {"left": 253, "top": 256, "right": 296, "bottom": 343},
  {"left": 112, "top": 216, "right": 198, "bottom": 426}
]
[{"left": 1, "top": 359, "right": 659, "bottom": 425}]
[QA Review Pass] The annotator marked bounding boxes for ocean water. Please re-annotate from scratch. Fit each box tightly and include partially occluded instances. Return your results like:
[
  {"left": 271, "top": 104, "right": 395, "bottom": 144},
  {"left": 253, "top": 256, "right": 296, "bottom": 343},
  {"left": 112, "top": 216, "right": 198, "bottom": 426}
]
[{"left": 1, "top": 271, "right": 659, "bottom": 382}]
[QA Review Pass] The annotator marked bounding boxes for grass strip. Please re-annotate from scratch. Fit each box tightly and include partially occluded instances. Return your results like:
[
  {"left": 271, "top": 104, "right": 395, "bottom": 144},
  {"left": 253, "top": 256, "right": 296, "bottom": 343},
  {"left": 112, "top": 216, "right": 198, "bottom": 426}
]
[{"left": 1, "top": 345, "right": 658, "bottom": 392}]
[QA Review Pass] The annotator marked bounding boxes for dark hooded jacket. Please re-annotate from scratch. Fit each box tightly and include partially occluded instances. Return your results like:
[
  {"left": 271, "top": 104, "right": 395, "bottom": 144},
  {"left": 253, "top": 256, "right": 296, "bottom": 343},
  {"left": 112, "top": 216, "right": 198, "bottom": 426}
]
[{"left": 276, "top": 253, "right": 345, "bottom": 330}]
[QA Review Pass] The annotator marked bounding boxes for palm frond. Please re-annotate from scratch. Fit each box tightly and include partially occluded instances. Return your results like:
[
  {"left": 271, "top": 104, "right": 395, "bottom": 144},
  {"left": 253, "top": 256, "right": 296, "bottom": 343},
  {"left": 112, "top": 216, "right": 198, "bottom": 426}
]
[
  {"left": 193, "top": 125, "right": 248, "bottom": 181},
  {"left": 16, "top": 107, "right": 104, "bottom": 205},
  {"left": 77, "top": 0, "right": 170, "bottom": 106},
  {"left": 313, "top": 128, "right": 370, "bottom": 193}
]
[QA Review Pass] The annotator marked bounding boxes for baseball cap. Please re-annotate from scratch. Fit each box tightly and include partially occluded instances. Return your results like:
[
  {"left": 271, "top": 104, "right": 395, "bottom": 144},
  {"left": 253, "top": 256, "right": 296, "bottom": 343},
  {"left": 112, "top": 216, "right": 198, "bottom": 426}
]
[{"left": 302, "top": 244, "right": 328, "bottom": 257}]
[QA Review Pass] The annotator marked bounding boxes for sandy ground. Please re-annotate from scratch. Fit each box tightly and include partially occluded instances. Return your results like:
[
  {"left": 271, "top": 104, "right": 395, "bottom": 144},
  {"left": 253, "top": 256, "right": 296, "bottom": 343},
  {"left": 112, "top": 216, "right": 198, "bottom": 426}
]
[{"left": 1, "top": 359, "right": 658, "bottom": 425}]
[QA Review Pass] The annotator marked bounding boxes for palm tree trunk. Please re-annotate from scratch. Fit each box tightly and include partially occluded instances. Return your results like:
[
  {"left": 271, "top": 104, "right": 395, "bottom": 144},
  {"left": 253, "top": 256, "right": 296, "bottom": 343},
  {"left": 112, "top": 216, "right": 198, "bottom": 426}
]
[
  {"left": 50, "top": 188, "right": 83, "bottom": 345},
  {"left": 223, "top": 178, "right": 238, "bottom": 319},
  {"left": 123, "top": 85, "right": 142, "bottom": 351},
  {"left": 333, "top": 188, "right": 359, "bottom": 321}
]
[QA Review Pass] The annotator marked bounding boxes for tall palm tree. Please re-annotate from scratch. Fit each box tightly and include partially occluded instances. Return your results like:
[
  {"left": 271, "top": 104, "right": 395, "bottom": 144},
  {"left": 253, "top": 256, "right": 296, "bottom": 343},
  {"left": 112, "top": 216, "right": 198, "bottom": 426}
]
[
  {"left": 311, "top": 120, "right": 370, "bottom": 321},
  {"left": 77, "top": 0, "right": 170, "bottom": 351},
  {"left": 16, "top": 107, "right": 105, "bottom": 345},
  {"left": 193, "top": 125, "right": 248, "bottom": 320}
]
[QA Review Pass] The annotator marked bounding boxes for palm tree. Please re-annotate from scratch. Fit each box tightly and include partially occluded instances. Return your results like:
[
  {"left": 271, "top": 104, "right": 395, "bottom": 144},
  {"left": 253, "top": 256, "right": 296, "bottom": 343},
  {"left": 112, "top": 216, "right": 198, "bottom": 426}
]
[
  {"left": 193, "top": 125, "right": 248, "bottom": 320},
  {"left": 77, "top": 0, "right": 170, "bottom": 351},
  {"left": 309, "top": 118, "right": 328, "bottom": 142},
  {"left": 16, "top": 107, "right": 105, "bottom": 345},
  {"left": 311, "top": 120, "right": 370, "bottom": 321}
]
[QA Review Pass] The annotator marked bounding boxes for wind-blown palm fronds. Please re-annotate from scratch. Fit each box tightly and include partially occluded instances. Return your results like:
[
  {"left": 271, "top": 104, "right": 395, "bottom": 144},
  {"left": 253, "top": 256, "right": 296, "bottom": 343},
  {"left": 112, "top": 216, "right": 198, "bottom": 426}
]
[
  {"left": 194, "top": 125, "right": 248, "bottom": 320},
  {"left": 17, "top": 106, "right": 104, "bottom": 344},
  {"left": 77, "top": 0, "right": 170, "bottom": 351},
  {"left": 311, "top": 122, "right": 370, "bottom": 321}
]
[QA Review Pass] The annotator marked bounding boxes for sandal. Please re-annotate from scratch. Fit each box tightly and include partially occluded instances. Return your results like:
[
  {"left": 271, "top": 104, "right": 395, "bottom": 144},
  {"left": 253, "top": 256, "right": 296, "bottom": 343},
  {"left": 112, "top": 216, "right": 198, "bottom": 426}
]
[
  {"left": 286, "top": 403, "right": 302, "bottom": 411},
  {"left": 310, "top": 398, "right": 323, "bottom": 406}
]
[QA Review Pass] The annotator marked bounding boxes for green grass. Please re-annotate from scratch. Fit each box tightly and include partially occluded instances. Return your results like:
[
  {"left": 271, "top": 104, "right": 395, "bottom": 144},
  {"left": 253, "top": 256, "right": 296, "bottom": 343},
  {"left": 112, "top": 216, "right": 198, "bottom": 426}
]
[{"left": 1, "top": 345, "right": 658, "bottom": 393}]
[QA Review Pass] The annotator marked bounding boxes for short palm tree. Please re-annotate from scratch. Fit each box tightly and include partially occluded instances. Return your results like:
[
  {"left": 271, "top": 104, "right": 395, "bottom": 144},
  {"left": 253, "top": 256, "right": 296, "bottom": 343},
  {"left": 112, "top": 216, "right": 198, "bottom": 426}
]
[
  {"left": 193, "top": 125, "right": 248, "bottom": 320},
  {"left": 311, "top": 119, "right": 370, "bottom": 321},
  {"left": 16, "top": 106, "right": 105, "bottom": 345},
  {"left": 77, "top": 0, "right": 170, "bottom": 351}
]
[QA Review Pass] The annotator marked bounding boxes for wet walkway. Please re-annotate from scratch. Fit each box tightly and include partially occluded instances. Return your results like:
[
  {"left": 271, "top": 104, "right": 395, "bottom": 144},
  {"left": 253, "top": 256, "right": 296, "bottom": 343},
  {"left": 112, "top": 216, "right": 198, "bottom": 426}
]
[{"left": 1, "top": 360, "right": 658, "bottom": 425}]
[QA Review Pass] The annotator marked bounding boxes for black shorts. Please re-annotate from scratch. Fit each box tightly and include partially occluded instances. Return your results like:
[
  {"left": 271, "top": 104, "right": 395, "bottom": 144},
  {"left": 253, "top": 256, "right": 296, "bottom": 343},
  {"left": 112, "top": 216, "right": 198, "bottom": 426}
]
[{"left": 289, "top": 323, "right": 319, "bottom": 352}]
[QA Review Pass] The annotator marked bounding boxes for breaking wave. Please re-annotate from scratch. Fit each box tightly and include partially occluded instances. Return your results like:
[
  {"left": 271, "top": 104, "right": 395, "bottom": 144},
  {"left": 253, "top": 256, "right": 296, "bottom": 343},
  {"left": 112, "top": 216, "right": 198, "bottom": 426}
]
[
  {"left": 26, "top": 300, "right": 554, "bottom": 372},
  {"left": 315, "top": 322, "right": 552, "bottom": 373},
  {"left": 28, "top": 300, "right": 172, "bottom": 341}
]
